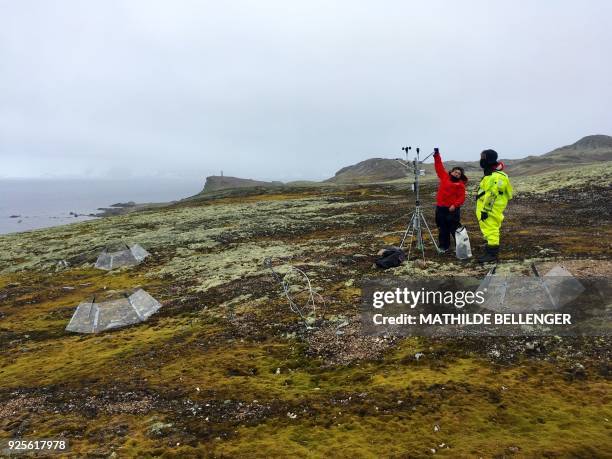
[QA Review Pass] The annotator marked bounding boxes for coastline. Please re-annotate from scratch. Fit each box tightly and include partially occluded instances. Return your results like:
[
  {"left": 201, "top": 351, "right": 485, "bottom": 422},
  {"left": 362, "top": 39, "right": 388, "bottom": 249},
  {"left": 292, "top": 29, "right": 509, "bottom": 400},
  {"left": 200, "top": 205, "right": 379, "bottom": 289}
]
[
  {"left": 0, "top": 201, "right": 174, "bottom": 236},
  {"left": 0, "top": 177, "right": 203, "bottom": 235}
]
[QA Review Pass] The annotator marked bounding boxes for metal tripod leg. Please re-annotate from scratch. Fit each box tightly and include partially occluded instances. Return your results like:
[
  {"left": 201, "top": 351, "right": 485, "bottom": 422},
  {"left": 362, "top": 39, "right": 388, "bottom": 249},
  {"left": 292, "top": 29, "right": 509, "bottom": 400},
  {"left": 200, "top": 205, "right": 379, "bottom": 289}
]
[
  {"left": 414, "top": 208, "right": 422, "bottom": 251},
  {"left": 412, "top": 208, "right": 424, "bottom": 260},
  {"left": 403, "top": 210, "right": 421, "bottom": 261},
  {"left": 399, "top": 206, "right": 440, "bottom": 261},
  {"left": 399, "top": 211, "right": 416, "bottom": 249},
  {"left": 401, "top": 213, "right": 418, "bottom": 261},
  {"left": 406, "top": 218, "right": 416, "bottom": 261}
]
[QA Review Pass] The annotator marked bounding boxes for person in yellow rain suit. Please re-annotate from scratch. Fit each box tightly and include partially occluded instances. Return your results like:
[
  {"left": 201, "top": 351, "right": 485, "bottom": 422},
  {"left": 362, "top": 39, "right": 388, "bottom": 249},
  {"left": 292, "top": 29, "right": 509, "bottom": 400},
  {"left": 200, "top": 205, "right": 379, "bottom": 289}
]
[{"left": 476, "top": 149, "right": 513, "bottom": 263}]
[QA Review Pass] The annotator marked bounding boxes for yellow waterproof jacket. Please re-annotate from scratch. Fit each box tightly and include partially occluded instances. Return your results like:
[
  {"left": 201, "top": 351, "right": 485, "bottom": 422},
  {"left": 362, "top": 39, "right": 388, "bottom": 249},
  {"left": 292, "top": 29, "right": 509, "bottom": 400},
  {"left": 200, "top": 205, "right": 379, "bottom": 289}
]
[{"left": 476, "top": 170, "right": 513, "bottom": 220}]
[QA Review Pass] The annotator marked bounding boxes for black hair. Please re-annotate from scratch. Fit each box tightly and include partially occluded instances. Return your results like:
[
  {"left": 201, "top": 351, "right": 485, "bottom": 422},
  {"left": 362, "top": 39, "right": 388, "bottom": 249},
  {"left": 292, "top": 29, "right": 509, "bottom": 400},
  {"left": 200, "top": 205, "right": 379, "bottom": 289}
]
[
  {"left": 450, "top": 166, "right": 468, "bottom": 183},
  {"left": 481, "top": 149, "right": 499, "bottom": 165}
]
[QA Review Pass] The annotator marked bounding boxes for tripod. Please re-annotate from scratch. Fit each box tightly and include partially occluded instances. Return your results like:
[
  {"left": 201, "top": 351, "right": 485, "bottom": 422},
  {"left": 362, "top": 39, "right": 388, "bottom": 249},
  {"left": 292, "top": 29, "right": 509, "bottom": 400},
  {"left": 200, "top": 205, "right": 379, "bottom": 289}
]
[{"left": 396, "top": 146, "right": 440, "bottom": 261}]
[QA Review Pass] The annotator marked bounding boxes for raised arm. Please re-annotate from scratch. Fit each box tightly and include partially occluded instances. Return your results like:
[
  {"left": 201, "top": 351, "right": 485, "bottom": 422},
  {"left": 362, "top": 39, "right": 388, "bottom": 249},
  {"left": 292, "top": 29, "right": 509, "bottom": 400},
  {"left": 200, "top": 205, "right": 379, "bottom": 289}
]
[{"left": 433, "top": 151, "right": 447, "bottom": 180}]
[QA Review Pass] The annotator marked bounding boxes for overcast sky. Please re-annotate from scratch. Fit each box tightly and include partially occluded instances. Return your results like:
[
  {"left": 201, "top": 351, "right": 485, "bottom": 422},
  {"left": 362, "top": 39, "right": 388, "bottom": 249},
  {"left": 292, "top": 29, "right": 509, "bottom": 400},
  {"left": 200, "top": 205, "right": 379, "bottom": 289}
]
[{"left": 1, "top": 0, "right": 611, "bottom": 180}]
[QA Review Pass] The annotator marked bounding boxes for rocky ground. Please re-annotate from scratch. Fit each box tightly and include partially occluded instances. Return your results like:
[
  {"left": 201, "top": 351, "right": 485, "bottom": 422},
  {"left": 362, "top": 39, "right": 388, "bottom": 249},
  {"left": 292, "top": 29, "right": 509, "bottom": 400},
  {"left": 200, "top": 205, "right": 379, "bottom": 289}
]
[{"left": 0, "top": 166, "right": 610, "bottom": 458}]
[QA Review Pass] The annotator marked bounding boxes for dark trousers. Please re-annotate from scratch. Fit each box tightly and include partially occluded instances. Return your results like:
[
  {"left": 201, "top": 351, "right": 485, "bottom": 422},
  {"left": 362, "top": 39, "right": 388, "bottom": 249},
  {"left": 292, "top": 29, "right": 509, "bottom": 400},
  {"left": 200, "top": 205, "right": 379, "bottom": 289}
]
[{"left": 435, "top": 206, "right": 461, "bottom": 251}]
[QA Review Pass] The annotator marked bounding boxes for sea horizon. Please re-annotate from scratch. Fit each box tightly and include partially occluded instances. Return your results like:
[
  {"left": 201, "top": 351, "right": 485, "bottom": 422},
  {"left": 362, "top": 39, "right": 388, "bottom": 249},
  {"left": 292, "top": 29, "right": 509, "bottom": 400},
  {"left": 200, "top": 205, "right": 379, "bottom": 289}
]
[{"left": 0, "top": 177, "right": 204, "bottom": 235}]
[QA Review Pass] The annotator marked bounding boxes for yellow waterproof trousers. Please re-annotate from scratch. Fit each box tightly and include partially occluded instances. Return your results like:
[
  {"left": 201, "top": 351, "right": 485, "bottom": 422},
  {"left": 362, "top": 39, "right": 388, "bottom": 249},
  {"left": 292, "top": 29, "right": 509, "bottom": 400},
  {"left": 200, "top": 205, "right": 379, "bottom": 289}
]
[{"left": 478, "top": 212, "right": 503, "bottom": 246}]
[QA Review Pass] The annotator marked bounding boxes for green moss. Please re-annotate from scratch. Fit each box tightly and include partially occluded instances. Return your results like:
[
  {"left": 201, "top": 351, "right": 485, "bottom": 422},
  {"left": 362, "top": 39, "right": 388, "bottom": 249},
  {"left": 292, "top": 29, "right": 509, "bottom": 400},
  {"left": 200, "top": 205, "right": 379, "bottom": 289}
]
[
  {"left": 0, "top": 195, "right": 371, "bottom": 274},
  {"left": 1, "top": 180, "right": 611, "bottom": 457},
  {"left": 209, "top": 360, "right": 611, "bottom": 458},
  {"left": 514, "top": 162, "right": 612, "bottom": 194}
]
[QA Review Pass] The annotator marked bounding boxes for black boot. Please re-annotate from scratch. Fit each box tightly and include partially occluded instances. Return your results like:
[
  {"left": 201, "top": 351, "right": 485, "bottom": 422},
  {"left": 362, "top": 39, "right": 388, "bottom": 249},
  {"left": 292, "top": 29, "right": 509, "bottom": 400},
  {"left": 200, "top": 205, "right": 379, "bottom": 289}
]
[{"left": 478, "top": 245, "right": 499, "bottom": 263}]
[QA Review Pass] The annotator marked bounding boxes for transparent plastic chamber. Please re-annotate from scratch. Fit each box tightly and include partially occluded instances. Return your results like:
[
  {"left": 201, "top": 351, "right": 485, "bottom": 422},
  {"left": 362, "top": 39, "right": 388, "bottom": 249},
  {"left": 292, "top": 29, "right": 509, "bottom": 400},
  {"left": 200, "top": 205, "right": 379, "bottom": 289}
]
[
  {"left": 478, "top": 265, "right": 585, "bottom": 311},
  {"left": 94, "top": 244, "right": 150, "bottom": 270},
  {"left": 66, "top": 289, "right": 162, "bottom": 333}
]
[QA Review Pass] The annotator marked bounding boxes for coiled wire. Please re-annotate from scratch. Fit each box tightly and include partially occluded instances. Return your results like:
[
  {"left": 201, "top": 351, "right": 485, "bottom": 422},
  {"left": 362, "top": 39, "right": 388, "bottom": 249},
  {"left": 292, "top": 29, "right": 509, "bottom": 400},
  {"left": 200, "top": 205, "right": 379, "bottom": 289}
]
[{"left": 263, "top": 257, "right": 325, "bottom": 321}]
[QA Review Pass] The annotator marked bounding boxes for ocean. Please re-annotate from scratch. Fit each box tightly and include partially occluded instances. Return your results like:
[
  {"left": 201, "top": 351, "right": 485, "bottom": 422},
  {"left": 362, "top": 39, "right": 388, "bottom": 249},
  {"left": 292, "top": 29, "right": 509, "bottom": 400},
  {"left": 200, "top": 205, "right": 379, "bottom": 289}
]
[{"left": 0, "top": 178, "right": 204, "bottom": 235}]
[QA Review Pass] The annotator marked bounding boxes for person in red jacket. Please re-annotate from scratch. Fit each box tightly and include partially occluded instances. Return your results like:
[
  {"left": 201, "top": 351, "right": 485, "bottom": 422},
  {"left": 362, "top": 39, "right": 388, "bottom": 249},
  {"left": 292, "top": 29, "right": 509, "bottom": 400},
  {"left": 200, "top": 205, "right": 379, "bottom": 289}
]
[{"left": 433, "top": 149, "right": 468, "bottom": 253}]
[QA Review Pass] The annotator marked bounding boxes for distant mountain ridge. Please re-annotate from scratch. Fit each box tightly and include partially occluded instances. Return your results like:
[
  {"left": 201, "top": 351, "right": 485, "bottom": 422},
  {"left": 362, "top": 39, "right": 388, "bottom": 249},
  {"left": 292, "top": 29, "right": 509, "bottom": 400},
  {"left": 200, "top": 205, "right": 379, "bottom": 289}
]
[
  {"left": 554, "top": 134, "right": 612, "bottom": 151},
  {"left": 197, "top": 135, "right": 612, "bottom": 192},
  {"left": 327, "top": 134, "right": 612, "bottom": 183},
  {"left": 501, "top": 134, "right": 612, "bottom": 176}
]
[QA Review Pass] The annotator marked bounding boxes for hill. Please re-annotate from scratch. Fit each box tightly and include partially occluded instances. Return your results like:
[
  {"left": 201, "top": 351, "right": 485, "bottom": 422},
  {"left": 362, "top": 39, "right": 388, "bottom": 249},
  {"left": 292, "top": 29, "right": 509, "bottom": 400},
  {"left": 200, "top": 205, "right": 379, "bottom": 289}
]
[
  {"left": 328, "top": 134, "right": 612, "bottom": 183},
  {"left": 503, "top": 134, "right": 612, "bottom": 176},
  {"left": 550, "top": 134, "right": 612, "bottom": 151},
  {"left": 202, "top": 175, "right": 284, "bottom": 192},
  {"left": 324, "top": 158, "right": 408, "bottom": 184}
]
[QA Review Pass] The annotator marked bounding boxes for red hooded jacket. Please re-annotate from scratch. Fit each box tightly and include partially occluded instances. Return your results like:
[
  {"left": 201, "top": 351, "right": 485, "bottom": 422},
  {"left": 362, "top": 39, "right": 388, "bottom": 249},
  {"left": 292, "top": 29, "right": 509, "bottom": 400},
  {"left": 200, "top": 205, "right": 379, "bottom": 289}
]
[{"left": 434, "top": 153, "right": 467, "bottom": 208}]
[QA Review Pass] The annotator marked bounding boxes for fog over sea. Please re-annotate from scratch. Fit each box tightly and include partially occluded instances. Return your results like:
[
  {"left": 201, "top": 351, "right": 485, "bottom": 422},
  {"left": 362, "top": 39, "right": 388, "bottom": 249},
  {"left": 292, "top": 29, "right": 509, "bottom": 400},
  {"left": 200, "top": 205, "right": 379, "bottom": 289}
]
[{"left": 0, "top": 178, "right": 204, "bottom": 235}]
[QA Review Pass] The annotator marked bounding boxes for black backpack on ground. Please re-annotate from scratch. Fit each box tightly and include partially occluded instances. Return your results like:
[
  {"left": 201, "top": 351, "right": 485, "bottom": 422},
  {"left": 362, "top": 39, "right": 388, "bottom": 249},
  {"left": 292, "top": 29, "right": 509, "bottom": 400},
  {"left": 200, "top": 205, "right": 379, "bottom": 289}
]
[{"left": 375, "top": 247, "right": 406, "bottom": 269}]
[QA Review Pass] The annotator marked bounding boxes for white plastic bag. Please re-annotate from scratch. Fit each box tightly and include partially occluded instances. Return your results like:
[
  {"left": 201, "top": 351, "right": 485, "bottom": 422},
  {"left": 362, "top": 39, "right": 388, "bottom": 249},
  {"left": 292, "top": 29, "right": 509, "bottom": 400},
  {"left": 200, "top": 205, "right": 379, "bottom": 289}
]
[{"left": 455, "top": 226, "right": 472, "bottom": 260}]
